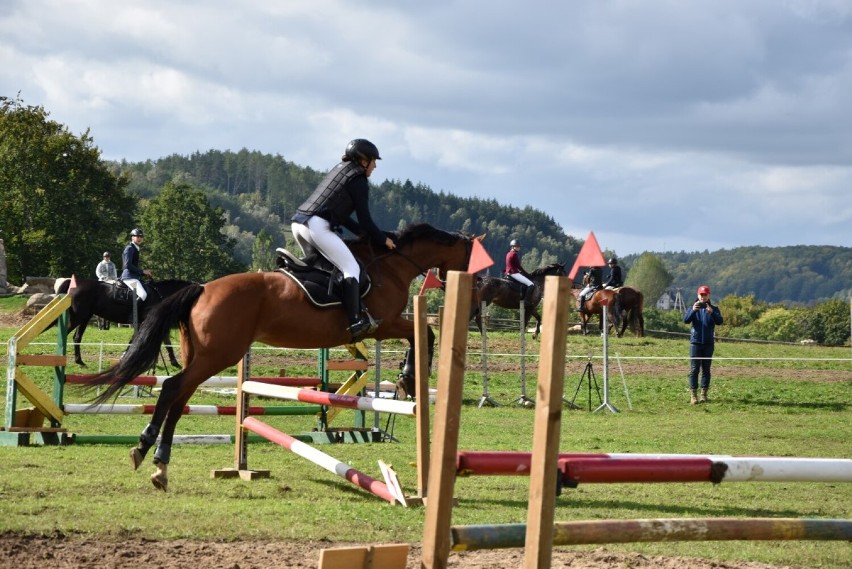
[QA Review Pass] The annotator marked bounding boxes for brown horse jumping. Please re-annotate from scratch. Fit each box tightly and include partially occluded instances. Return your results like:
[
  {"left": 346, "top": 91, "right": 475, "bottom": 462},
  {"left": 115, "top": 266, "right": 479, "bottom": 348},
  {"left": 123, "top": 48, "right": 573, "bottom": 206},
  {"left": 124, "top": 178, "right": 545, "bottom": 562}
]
[
  {"left": 86, "top": 224, "right": 481, "bottom": 491},
  {"left": 470, "top": 262, "right": 567, "bottom": 339}
]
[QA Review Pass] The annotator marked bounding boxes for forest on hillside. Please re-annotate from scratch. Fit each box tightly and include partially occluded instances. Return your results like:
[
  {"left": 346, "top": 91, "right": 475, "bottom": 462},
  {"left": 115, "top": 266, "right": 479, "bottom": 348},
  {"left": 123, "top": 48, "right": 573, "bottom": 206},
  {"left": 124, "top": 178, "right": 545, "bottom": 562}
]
[{"left": 111, "top": 149, "right": 852, "bottom": 306}]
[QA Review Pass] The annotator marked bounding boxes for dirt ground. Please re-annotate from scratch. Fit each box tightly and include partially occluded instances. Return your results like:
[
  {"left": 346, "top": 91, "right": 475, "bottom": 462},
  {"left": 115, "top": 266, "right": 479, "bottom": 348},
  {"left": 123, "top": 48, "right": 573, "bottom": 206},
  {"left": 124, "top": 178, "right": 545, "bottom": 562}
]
[{"left": 0, "top": 533, "right": 796, "bottom": 569}]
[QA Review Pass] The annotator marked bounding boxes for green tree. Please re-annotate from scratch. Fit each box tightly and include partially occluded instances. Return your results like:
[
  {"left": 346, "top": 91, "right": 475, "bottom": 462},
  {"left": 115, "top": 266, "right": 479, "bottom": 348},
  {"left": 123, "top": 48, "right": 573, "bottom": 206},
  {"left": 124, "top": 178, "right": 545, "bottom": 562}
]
[
  {"left": 624, "top": 253, "right": 672, "bottom": 308},
  {"left": 803, "top": 298, "right": 851, "bottom": 346},
  {"left": 0, "top": 95, "right": 135, "bottom": 283},
  {"left": 140, "top": 181, "right": 245, "bottom": 281},
  {"left": 250, "top": 228, "right": 276, "bottom": 272}
]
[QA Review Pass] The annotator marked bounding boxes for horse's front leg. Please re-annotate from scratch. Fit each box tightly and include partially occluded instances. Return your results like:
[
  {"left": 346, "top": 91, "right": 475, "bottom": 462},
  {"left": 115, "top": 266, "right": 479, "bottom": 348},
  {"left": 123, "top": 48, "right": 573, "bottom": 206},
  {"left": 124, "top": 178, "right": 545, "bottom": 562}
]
[
  {"left": 531, "top": 309, "right": 542, "bottom": 340},
  {"left": 130, "top": 373, "right": 182, "bottom": 471},
  {"left": 396, "top": 326, "right": 435, "bottom": 400},
  {"left": 165, "top": 339, "right": 181, "bottom": 369},
  {"left": 73, "top": 323, "right": 87, "bottom": 366}
]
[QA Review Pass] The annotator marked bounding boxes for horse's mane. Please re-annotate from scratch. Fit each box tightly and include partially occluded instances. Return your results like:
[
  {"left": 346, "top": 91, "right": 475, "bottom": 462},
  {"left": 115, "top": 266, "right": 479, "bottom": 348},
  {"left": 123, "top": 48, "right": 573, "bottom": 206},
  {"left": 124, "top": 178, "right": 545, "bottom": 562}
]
[
  {"left": 345, "top": 223, "right": 464, "bottom": 249},
  {"left": 152, "top": 278, "right": 195, "bottom": 286}
]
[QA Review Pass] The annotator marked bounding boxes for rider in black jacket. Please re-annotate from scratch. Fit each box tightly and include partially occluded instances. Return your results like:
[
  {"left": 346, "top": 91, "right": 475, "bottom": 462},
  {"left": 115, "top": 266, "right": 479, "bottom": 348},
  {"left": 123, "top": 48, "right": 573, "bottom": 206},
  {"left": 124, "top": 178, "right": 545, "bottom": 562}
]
[{"left": 290, "top": 139, "right": 396, "bottom": 340}]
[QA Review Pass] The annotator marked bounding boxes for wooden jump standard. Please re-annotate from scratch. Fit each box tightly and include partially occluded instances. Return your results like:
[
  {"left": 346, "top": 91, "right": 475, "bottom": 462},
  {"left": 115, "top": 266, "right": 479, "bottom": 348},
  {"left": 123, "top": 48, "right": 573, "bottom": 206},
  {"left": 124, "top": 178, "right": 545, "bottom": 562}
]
[{"left": 421, "top": 271, "right": 852, "bottom": 569}]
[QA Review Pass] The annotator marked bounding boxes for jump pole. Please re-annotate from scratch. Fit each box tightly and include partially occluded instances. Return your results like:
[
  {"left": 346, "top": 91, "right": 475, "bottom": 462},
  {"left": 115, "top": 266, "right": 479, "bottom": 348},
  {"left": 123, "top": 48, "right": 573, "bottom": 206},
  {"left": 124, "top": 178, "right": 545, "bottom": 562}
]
[
  {"left": 240, "top": 382, "right": 416, "bottom": 417},
  {"left": 450, "top": 518, "right": 852, "bottom": 550},
  {"left": 241, "top": 416, "right": 400, "bottom": 504},
  {"left": 455, "top": 451, "right": 852, "bottom": 483}
]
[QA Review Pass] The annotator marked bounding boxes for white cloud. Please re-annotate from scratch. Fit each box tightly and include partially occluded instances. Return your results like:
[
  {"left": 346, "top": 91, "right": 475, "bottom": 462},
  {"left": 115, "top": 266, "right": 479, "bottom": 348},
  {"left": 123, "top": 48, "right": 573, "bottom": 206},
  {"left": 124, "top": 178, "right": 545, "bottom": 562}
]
[{"left": 2, "top": 0, "right": 851, "bottom": 255}]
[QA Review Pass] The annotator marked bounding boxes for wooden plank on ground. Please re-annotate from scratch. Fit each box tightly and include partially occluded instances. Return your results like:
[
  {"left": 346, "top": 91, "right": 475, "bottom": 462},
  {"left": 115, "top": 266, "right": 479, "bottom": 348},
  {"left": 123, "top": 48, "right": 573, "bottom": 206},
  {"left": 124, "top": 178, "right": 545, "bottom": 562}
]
[{"left": 318, "top": 544, "right": 408, "bottom": 569}]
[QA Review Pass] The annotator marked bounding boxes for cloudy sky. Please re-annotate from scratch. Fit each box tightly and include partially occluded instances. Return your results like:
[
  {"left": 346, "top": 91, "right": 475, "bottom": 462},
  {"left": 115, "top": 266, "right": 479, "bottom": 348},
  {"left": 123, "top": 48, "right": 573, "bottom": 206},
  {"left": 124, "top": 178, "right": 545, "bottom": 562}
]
[{"left": 2, "top": 0, "right": 851, "bottom": 255}]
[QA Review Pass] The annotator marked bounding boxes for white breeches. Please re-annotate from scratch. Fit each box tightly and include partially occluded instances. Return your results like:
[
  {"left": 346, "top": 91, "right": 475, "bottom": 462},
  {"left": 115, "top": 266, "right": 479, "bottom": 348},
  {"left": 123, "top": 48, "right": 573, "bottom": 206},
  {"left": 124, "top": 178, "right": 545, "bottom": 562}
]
[
  {"left": 291, "top": 216, "right": 360, "bottom": 280},
  {"left": 123, "top": 278, "right": 147, "bottom": 301},
  {"left": 509, "top": 273, "right": 533, "bottom": 287}
]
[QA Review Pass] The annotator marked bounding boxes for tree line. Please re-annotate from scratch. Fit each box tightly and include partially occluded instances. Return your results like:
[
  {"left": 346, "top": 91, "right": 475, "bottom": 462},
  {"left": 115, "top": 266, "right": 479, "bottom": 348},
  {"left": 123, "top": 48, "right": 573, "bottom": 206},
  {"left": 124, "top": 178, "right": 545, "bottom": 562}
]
[{"left": 1, "top": 95, "right": 849, "bottom": 345}]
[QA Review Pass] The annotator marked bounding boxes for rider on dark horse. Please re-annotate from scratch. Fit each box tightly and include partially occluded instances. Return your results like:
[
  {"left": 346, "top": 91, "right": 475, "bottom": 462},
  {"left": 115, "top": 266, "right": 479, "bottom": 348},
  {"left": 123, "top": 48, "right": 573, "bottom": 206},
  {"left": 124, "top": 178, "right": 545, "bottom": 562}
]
[
  {"left": 504, "top": 239, "right": 534, "bottom": 301},
  {"left": 576, "top": 266, "right": 602, "bottom": 314},
  {"left": 120, "top": 228, "right": 153, "bottom": 301},
  {"left": 602, "top": 257, "right": 623, "bottom": 289},
  {"left": 290, "top": 138, "right": 397, "bottom": 341}
]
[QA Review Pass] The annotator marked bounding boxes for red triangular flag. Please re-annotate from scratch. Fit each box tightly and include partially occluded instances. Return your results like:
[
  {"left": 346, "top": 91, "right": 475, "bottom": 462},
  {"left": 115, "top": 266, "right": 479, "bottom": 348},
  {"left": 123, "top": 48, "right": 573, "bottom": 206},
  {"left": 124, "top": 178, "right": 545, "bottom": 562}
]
[
  {"left": 467, "top": 238, "right": 494, "bottom": 274},
  {"left": 418, "top": 269, "right": 444, "bottom": 295},
  {"left": 568, "top": 231, "right": 608, "bottom": 279},
  {"left": 69, "top": 274, "right": 78, "bottom": 290}
]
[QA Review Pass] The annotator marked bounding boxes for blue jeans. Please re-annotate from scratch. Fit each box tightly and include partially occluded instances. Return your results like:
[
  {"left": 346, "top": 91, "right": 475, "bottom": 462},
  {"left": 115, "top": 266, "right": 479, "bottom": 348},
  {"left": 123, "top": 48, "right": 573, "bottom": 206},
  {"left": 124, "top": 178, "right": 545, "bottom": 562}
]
[{"left": 688, "top": 343, "right": 715, "bottom": 390}]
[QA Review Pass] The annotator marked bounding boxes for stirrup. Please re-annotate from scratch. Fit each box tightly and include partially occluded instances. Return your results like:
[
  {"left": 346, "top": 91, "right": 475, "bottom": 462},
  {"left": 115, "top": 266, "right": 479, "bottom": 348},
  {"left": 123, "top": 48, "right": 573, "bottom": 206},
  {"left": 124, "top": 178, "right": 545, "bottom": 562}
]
[
  {"left": 276, "top": 247, "right": 307, "bottom": 268},
  {"left": 348, "top": 313, "right": 382, "bottom": 341}
]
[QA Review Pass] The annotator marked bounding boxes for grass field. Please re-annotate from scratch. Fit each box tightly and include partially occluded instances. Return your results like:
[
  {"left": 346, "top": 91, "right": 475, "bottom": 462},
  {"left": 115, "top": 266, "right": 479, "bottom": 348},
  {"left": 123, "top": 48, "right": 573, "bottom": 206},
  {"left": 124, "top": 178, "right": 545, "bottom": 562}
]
[{"left": 0, "top": 297, "right": 850, "bottom": 568}]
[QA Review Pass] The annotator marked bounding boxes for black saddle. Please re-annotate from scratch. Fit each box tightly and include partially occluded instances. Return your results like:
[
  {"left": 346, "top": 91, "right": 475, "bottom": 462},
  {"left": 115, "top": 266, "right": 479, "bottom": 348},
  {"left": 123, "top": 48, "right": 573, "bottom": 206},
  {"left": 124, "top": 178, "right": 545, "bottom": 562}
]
[
  {"left": 109, "top": 280, "right": 139, "bottom": 305},
  {"left": 275, "top": 249, "right": 371, "bottom": 308},
  {"left": 502, "top": 275, "right": 527, "bottom": 295}
]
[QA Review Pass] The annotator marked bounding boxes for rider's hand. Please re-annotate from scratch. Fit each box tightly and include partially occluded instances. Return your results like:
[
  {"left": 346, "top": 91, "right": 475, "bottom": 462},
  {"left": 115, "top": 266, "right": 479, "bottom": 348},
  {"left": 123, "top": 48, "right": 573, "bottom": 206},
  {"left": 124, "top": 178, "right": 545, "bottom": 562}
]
[{"left": 385, "top": 237, "right": 397, "bottom": 250}]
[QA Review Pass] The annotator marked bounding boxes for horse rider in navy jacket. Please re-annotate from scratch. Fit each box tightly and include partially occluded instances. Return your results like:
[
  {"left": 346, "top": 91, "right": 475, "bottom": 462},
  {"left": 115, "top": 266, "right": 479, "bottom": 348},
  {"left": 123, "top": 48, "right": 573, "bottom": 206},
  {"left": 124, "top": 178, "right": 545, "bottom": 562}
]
[{"left": 121, "top": 228, "right": 152, "bottom": 301}]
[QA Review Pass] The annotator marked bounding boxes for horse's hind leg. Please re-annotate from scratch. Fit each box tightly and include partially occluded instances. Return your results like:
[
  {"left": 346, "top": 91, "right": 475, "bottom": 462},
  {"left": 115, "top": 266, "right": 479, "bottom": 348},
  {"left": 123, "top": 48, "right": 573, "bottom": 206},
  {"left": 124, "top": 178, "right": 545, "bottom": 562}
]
[
  {"left": 149, "top": 390, "right": 195, "bottom": 492},
  {"left": 130, "top": 372, "right": 184, "bottom": 471}
]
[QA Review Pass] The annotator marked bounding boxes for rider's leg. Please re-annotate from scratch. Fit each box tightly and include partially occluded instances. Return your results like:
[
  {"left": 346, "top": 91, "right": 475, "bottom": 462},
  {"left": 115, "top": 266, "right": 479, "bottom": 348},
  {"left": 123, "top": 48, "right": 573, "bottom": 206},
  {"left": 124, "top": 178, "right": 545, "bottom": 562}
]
[
  {"left": 306, "top": 217, "right": 381, "bottom": 338},
  {"left": 123, "top": 278, "right": 148, "bottom": 301},
  {"left": 291, "top": 222, "right": 317, "bottom": 259},
  {"left": 510, "top": 273, "right": 534, "bottom": 302}
]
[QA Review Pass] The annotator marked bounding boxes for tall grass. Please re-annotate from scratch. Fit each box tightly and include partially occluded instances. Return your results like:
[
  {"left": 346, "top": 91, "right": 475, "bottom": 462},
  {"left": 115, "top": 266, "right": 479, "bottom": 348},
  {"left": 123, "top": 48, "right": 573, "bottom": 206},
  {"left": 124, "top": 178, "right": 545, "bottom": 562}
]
[{"left": 0, "top": 319, "right": 850, "bottom": 568}]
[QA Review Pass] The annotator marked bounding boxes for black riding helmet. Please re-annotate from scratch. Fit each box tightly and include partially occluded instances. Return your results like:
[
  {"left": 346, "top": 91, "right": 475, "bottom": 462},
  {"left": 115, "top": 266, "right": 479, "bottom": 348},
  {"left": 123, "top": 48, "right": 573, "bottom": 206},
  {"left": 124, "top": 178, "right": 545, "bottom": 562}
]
[
  {"left": 343, "top": 139, "right": 381, "bottom": 163},
  {"left": 130, "top": 228, "right": 144, "bottom": 237}
]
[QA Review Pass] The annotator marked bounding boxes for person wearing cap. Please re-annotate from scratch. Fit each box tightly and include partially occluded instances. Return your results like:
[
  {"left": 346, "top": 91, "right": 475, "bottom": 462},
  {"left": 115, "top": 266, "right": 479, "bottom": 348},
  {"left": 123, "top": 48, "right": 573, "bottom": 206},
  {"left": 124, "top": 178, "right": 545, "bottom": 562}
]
[
  {"left": 96, "top": 252, "right": 117, "bottom": 282},
  {"left": 95, "top": 251, "right": 118, "bottom": 330},
  {"left": 602, "top": 257, "right": 623, "bottom": 289},
  {"left": 683, "top": 284, "right": 723, "bottom": 404},
  {"left": 290, "top": 139, "right": 396, "bottom": 341},
  {"left": 120, "top": 228, "right": 153, "bottom": 301},
  {"left": 504, "top": 239, "right": 534, "bottom": 300}
]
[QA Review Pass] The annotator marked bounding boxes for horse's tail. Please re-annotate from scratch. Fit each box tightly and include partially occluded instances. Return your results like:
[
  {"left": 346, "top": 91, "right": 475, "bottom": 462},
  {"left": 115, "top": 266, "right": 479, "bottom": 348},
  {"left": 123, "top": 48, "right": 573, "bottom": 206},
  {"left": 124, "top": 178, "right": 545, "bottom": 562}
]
[{"left": 87, "top": 284, "right": 205, "bottom": 404}]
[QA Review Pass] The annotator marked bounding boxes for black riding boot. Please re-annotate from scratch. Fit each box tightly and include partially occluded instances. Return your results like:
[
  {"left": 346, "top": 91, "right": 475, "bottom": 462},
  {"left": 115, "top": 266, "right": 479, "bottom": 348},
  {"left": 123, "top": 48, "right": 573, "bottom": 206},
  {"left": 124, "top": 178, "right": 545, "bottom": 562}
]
[{"left": 342, "top": 277, "right": 381, "bottom": 341}]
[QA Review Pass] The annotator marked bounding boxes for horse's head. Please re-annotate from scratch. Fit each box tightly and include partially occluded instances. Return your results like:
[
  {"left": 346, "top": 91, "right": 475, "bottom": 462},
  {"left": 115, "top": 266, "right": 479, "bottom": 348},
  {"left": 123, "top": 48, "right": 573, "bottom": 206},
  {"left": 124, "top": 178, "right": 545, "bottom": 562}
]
[{"left": 532, "top": 262, "right": 567, "bottom": 278}]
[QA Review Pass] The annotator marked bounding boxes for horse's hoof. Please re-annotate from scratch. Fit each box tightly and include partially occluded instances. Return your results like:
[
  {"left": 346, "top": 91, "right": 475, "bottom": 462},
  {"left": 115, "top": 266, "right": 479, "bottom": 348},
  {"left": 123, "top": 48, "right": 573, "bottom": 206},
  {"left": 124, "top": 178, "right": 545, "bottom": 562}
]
[
  {"left": 151, "top": 473, "right": 168, "bottom": 492},
  {"left": 130, "top": 448, "right": 144, "bottom": 470},
  {"left": 151, "top": 467, "right": 168, "bottom": 492}
]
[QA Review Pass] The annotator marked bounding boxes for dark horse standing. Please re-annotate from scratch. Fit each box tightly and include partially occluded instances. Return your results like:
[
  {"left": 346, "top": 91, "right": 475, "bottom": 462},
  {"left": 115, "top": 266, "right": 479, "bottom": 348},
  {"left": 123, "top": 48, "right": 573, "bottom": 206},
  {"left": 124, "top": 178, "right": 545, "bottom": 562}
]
[
  {"left": 56, "top": 277, "right": 195, "bottom": 367},
  {"left": 613, "top": 286, "right": 645, "bottom": 337},
  {"left": 470, "top": 262, "right": 567, "bottom": 339},
  {"left": 85, "top": 224, "right": 482, "bottom": 491}
]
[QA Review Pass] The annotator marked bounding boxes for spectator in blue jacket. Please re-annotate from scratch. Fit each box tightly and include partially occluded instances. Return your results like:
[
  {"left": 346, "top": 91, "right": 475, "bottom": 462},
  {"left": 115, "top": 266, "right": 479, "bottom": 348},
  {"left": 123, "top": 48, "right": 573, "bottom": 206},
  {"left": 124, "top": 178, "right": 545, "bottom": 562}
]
[{"left": 683, "top": 284, "right": 723, "bottom": 404}]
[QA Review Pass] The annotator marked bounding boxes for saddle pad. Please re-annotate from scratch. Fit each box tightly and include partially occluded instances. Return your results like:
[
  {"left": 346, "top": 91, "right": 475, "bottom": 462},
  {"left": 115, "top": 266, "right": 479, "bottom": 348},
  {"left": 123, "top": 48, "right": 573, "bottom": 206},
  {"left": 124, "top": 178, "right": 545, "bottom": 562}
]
[{"left": 276, "top": 268, "right": 371, "bottom": 309}]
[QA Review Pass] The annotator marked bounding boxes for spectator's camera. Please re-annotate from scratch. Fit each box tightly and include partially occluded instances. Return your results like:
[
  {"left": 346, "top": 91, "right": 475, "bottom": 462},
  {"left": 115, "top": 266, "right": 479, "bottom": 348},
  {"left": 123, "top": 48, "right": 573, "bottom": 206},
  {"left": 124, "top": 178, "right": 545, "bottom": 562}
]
[{"left": 696, "top": 302, "right": 706, "bottom": 309}]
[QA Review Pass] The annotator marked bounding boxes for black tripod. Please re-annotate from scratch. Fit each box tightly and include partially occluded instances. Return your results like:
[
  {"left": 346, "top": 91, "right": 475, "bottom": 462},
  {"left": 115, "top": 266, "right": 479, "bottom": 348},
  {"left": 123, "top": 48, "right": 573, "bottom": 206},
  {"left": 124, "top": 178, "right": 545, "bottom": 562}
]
[{"left": 569, "top": 358, "right": 603, "bottom": 411}]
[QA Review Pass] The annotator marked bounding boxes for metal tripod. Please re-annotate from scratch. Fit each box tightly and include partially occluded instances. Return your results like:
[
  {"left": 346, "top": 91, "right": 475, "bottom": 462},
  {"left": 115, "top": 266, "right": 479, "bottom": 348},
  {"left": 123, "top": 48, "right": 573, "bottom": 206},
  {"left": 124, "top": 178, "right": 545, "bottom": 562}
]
[{"left": 569, "top": 358, "right": 602, "bottom": 411}]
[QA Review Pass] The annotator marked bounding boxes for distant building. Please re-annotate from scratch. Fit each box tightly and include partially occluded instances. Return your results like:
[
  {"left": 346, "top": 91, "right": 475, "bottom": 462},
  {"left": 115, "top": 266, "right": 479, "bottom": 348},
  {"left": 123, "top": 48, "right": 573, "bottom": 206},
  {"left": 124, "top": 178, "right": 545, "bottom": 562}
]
[{"left": 657, "top": 287, "right": 686, "bottom": 313}]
